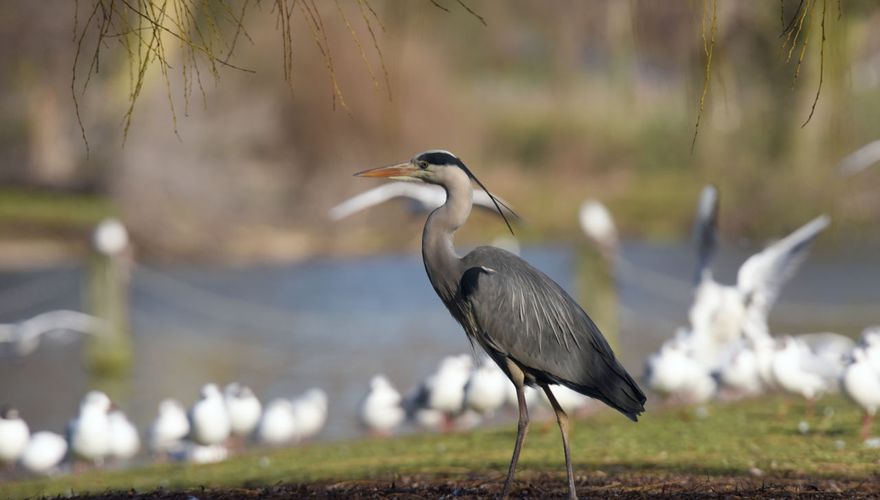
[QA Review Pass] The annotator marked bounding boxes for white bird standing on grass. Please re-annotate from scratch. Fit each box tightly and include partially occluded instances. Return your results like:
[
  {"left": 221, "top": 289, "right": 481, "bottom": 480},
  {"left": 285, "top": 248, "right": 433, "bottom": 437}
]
[
  {"left": 290, "top": 388, "right": 328, "bottom": 441},
  {"left": 19, "top": 431, "right": 67, "bottom": 475},
  {"left": 841, "top": 346, "right": 880, "bottom": 440},
  {"left": 224, "top": 383, "right": 262, "bottom": 439},
  {"left": 149, "top": 399, "right": 190, "bottom": 455},
  {"left": 406, "top": 354, "right": 476, "bottom": 431},
  {"left": 463, "top": 357, "right": 509, "bottom": 417},
  {"left": 69, "top": 391, "right": 113, "bottom": 466},
  {"left": 771, "top": 336, "right": 839, "bottom": 416},
  {"left": 108, "top": 409, "right": 140, "bottom": 461},
  {"left": 643, "top": 334, "right": 717, "bottom": 405},
  {"left": 0, "top": 406, "right": 29, "bottom": 465},
  {"left": 257, "top": 398, "right": 297, "bottom": 446},
  {"left": 358, "top": 375, "right": 406, "bottom": 437},
  {"left": 188, "top": 384, "right": 231, "bottom": 446}
]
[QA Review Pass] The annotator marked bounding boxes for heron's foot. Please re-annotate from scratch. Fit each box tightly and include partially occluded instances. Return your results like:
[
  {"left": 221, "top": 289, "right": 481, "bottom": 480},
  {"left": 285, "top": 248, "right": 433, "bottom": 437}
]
[{"left": 499, "top": 476, "right": 513, "bottom": 499}]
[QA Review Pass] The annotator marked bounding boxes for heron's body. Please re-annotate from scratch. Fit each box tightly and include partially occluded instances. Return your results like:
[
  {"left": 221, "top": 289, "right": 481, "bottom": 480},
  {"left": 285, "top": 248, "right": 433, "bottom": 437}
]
[{"left": 356, "top": 150, "right": 645, "bottom": 498}]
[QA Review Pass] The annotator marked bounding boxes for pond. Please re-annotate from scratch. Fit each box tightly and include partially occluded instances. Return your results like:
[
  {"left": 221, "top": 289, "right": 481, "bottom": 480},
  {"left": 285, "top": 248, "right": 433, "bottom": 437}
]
[{"left": 0, "top": 241, "right": 877, "bottom": 443}]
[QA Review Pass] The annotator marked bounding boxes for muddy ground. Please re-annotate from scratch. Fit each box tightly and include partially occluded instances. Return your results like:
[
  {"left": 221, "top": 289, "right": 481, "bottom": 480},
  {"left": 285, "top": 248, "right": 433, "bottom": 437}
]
[{"left": 55, "top": 472, "right": 880, "bottom": 499}]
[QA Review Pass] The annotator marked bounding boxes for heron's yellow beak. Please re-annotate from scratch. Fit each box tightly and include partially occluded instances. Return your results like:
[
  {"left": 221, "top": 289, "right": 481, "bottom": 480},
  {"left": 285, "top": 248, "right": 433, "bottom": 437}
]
[{"left": 354, "top": 162, "right": 420, "bottom": 180}]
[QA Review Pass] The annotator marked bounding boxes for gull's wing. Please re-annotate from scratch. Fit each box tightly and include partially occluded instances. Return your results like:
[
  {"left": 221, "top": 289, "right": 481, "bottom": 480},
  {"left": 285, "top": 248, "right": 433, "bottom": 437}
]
[
  {"left": 330, "top": 182, "right": 515, "bottom": 220},
  {"left": 838, "top": 139, "right": 880, "bottom": 176},
  {"left": 692, "top": 185, "right": 719, "bottom": 284},
  {"left": 329, "top": 182, "right": 444, "bottom": 220},
  {"left": 736, "top": 215, "right": 830, "bottom": 318},
  {"left": 21, "top": 310, "right": 104, "bottom": 337},
  {"left": 13, "top": 310, "right": 105, "bottom": 357}
]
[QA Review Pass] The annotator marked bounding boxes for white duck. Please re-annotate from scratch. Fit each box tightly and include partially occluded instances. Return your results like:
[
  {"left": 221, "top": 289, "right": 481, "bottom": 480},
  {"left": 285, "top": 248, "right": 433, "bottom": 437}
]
[
  {"left": 463, "top": 357, "right": 509, "bottom": 417},
  {"left": 149, "top": 399, "right": 190, "bottom": 455},
  {"left": 841, "top": 346, "right": 880, "bottom": 439},
  {"left": 224, "top": 383, "right": 262, "bottom": 438},
  {"left": 257, "top": 398, "right": 297, "bottom": 445},
  {"left": 19, "top": 431, "right": 67, "bottom": 474},
  {"left": 0, "top": 406, "right": 29, "bottom": 465},
  {"left": 108, "top": 409, "right": 140, "bottom": 461},
  {"left": 290, "top": 388, "right": 328, "bottom": 441},
  {"left": 358, "top": 375, "right": 406, "bottom": 436},
  {"left": 69, "top": 391, "right": 112, "bottom": 465},
  {"left": 188, "top": 383, "right": 231, "bottom": 446}
]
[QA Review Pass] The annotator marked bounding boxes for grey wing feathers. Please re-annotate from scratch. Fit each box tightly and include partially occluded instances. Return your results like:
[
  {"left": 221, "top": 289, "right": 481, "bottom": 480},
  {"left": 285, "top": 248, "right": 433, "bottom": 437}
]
[{"left": 460, "top": 247, "right": 646, "bottom": 420}]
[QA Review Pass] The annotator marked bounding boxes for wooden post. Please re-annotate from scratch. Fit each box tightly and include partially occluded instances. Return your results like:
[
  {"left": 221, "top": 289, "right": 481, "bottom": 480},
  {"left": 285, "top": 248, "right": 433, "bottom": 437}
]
[
  {"left": 576, "top": 243, "right": 619, "bottom": 353},
  {"left": 85, "top": 219, "right": 133, "bottom": 378}
]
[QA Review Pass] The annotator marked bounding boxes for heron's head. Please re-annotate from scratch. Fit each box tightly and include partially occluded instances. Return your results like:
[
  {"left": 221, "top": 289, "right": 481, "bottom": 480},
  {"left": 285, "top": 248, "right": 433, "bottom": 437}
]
[
  {"left": 355, "top": 150, "right": 467, "bottom": 186},
  {"left": 355, "top": 150, "right": 517, "bottom": 233}
]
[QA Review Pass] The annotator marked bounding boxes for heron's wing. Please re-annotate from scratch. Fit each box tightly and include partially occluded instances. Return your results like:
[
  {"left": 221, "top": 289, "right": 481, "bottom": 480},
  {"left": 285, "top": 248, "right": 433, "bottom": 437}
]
[
  {"left": 328, "top": 183, "right": 443, "bottom": 220},
  {"left": 692, "top": 185, "right": 719, "bottom": 284},
  {"left": 460, "top": 247, "right": 645, "bottom": 420},
  {"left": 736, "top": 215, "right": 830, "bottom": 318},
  {"left": 838, "top": 139, "right": 880, "bottom": 176}
]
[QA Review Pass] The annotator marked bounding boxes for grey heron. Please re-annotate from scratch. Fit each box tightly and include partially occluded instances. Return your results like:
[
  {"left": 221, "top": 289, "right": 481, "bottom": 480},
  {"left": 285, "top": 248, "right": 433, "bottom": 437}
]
[{"left": 355, "top": 150, "right": 645, "bottom": 499}]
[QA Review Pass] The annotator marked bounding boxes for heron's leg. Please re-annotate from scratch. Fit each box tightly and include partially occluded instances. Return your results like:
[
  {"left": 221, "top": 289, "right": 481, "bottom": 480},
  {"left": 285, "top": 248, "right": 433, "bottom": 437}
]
[
  {"left": 541, "top": 384, "right": 577, "bottom": 500},
  {"left": 501, "top": 359, "right": 529, "bottom": 499}
]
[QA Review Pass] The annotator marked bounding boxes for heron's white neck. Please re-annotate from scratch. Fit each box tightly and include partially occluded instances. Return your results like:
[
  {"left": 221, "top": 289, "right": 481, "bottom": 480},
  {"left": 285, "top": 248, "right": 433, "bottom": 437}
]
[{"left": 422, "top": 169, "right": 473, "bottom": 302}]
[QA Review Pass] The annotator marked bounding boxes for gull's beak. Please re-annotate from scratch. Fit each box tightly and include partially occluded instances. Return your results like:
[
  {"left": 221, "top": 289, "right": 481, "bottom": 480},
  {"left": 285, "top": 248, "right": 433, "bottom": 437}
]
[{"left": 354, "top": 162, "right": 420, "bottom": 180}]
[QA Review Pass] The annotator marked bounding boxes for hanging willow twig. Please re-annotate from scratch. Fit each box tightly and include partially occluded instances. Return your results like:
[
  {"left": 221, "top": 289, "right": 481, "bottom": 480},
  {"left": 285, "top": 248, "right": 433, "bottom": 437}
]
[
  {"left": 691, "top": 0, "right": 717, "bottom": 153},
  {"left": 72, "top": 0, "right": 486, "bottom": 149}
]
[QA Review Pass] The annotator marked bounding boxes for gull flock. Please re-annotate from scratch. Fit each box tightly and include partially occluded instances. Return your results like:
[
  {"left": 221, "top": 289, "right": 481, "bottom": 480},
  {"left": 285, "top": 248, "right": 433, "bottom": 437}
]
[
  {"left": 1, "top": 179, "right": 878, "bottom": 478},
  {"left": 641, "top": 185, "right": 880, "bottom": 439}
]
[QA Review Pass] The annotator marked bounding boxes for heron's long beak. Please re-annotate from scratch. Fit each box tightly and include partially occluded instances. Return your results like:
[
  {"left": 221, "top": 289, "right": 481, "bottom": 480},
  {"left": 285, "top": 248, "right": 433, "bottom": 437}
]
[{"left": 354, "top": 162, "right": 419, "bottom": 180}]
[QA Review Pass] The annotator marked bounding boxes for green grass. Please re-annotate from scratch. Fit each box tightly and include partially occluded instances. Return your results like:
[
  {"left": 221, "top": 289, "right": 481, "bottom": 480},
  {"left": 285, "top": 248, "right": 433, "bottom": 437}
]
[
  {"left": 6, "top": 395, "right": 878, "bottom": 498},
  {"left": 0, "top": 188, "right": 113, "bottom": 230}
]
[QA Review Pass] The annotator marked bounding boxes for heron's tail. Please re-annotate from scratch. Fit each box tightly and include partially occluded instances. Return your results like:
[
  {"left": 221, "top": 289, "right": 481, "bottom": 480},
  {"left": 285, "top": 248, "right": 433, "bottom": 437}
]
[{"left": 564, "top": 366, "right": 646, "bottom": 422}]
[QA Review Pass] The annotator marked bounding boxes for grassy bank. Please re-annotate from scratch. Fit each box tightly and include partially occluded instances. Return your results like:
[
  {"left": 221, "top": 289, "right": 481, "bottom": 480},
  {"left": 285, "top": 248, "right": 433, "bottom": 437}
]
[{"left": 6, "top": 395, "right": 878, "bottom": 498}]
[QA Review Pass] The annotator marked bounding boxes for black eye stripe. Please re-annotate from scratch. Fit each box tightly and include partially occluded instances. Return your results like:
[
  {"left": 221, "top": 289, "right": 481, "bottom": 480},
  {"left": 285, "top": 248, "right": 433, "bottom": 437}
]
[{"left": 415, "top": 151, "right": 462, "bottom": 167}]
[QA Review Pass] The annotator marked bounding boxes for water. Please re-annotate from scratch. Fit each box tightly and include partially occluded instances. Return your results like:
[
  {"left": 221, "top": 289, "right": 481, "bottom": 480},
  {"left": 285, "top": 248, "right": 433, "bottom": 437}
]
[{"left": 0, "top": 241, "right": 877, "bottom": 444}]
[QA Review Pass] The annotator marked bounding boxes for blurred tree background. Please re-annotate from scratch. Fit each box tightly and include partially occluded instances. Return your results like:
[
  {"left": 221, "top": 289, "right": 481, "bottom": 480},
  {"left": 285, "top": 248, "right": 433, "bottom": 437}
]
[{"left": 0, "top": 0, "right": 879, "bottom": 264}]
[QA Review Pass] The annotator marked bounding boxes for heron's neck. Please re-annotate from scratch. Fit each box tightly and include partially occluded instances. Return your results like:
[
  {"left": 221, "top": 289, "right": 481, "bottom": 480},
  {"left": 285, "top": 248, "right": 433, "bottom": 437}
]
[{"left": 422, "top": 177, "right": 473, "bottom": 301}]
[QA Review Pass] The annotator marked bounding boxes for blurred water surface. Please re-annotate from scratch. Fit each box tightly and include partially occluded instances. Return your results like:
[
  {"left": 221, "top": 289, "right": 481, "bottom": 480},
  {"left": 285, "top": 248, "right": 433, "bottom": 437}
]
[{"left": 0, "top": 241, "right": 877, "bottom": 443}]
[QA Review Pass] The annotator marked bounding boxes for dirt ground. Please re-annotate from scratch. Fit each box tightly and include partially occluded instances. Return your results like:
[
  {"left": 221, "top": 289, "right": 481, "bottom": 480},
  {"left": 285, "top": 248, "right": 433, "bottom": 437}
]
[{"left": 61, "top": 472, "right": 880, "bottom": 499}]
